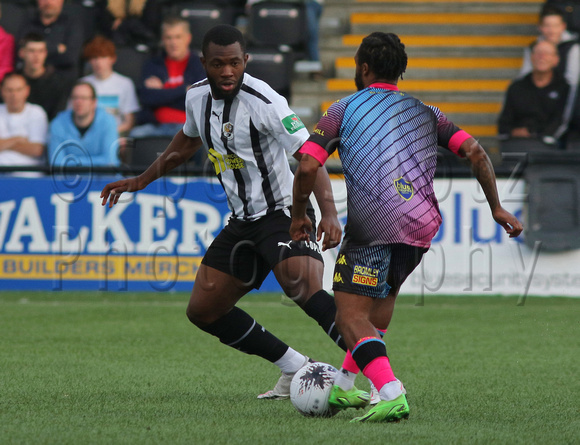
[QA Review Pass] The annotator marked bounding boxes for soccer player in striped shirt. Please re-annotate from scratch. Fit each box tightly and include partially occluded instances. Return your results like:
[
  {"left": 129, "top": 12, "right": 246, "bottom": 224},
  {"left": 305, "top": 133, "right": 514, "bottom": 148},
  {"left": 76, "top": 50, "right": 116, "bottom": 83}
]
[
  {"left": 101, "top": 25, "right": 358, "bottom": 401},
  {"left": 291, "top": 32, "right": 523, "bottom": 422}
]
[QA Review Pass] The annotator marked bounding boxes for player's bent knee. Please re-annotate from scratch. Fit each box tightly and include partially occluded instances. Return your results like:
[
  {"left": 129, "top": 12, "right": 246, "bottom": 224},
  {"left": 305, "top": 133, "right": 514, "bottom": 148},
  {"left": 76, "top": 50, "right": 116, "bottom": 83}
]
[{"left": 186, "top": 302, "right": 219, "bottom": 328}]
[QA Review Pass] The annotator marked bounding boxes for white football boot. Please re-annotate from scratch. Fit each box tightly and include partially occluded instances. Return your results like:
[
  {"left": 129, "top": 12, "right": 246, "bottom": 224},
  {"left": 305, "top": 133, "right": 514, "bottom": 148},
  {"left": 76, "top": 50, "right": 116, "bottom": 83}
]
[{"left": 257, "top": 356, "right": 311, "bottom": 400}]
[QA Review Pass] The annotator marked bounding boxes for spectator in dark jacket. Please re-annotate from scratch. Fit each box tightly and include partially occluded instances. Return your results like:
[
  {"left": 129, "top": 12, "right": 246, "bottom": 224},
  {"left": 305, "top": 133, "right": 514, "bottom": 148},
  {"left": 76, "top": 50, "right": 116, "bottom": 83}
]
[
  {"left": 17, "top": 0, "right": 84, "bottom": 78},
  {"left": 97, "top": 0, "right": 161, "bottom": 49},
  {"left": 130, "top": 16, "right": 205, "bottom": 138},
  {"left": 499, "top": 40, "right": 569, "bottom": 146},
  {"left": 17, "top": 33, "right": 72, "bottom": 120}
]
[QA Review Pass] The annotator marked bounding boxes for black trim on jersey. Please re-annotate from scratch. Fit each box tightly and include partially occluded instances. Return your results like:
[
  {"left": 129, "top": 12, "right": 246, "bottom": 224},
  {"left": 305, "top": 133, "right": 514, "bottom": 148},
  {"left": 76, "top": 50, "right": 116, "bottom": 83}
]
[
  {"left": 222, "top": 99, "right": 250, "bottom": 218},
  {"left": 191, "top": 79, "right": 210, "bottom": 89},
  {"left": 204, "top": 93, "right": 237, "bottom": 218},
  {"left": 249, "top": 119, "right": 277, "bottom": 214},
  {"left": 241, "top": 84, "right": 272, "bottom": 104}
]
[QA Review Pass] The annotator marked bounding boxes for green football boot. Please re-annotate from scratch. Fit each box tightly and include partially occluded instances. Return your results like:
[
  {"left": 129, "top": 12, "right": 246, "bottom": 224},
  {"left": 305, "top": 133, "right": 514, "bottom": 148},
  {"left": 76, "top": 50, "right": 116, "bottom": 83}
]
[
  {"left": 328, "top": 385, "right": 371, "bottom": 410},
  {"left": 350, "top": 393, "right": 409, "bottom": 423}
]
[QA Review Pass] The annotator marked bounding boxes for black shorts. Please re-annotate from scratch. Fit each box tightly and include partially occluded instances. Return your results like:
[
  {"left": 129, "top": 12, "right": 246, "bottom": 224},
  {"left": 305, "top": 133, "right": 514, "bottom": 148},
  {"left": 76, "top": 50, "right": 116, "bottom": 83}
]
[
  {"left": 332, "top": 243, "right": 427, "bottom": 298},
  {"left": 202, "top": 208, "right": 323, "bottom": 289}
]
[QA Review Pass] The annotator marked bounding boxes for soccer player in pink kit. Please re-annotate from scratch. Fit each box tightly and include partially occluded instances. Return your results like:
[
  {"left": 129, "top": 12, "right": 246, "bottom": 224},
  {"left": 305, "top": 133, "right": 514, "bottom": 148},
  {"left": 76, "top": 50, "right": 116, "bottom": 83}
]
[{"left": 290, "top": 32, "right": 523, "bottom": 422}]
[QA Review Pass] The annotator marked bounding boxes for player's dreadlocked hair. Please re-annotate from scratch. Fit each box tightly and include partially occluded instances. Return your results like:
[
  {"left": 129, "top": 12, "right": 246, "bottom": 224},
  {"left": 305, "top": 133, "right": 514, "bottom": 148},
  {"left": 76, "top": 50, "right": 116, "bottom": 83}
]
[
  {"left": 202, "top": 24, "right": 246, "bottom": 56},
  {"left": 358, "top": 32, "right": 407, "bottom": 81}
]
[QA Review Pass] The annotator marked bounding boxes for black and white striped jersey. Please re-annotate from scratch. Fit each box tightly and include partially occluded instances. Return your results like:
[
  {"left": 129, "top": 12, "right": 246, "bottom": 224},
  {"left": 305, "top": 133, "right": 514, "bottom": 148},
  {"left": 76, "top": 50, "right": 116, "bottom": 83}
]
[{"left": 184, "top": 73, "right": 310, "bottom": 220}]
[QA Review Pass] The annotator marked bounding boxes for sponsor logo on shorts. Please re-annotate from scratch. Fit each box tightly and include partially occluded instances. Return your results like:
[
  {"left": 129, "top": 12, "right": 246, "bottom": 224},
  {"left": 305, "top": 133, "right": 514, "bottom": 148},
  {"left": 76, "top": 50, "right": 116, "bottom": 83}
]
[
  {"left": 352, "top": 264, "right": 379, "bottom": 287},
  {"left": 336, "top": 254, "right": 347, "bottom": 265},
  {"left": 333, "top": 272, "right": 344, "bottom": 283},
  {"left": 394, "top": 177, "right": 414, "bottom": 201},
  {"left": 301, "top": 240, "right": 321, "bottom": 254},
  {"left": 278, "top": 240, "right": 320, "bottom": 254}
]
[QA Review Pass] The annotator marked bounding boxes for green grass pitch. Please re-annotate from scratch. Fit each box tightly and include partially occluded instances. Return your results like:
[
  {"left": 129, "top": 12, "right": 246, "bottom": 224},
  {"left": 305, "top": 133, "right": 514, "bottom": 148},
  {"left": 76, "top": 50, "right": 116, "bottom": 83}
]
[{"left": 0, "top": 291, "right": 578, "bottom": 444}]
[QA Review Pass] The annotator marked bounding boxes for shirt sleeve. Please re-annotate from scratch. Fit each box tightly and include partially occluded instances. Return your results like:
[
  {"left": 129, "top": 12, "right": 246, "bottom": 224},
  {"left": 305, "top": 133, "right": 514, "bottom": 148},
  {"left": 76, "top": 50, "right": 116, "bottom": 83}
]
[
  {"left": 299, "top": 99, "right": 346, "bottom": 163},
  {"left": 183, "top": 88, "right": 200, "bottom": 138},
  {"left": 263, "top": 94, "right": 310, "bottom": 156},
  {"left": 427, "top": 105, "right": 471, "bottom": 156}
]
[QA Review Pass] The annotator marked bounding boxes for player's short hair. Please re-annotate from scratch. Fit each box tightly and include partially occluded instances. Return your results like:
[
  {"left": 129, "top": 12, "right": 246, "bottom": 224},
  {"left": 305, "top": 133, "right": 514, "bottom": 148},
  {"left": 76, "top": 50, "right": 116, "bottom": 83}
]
[
  {"left": 202, "top": 24, "right": 246, "bottom": 57},
  {"left": 83, "top": 35, "right": 116, "bottom": 60},
  {"left": 161, "top": 15, "right": 190, "bottom": 34},
  {"left": 358, "top": 32, "right": 407, "bottom": 82},
  {"left": 540, "top": 5, "right": 566, "bottom": 23},
  {"left": 72, "top": 81, "right": 97, "bottom": 99},
  {"left": 1, "top": 72, "right": 28, "bottom": 88},
  {"left": 19, "top": 32, "right": 45, "bottom": 49}
]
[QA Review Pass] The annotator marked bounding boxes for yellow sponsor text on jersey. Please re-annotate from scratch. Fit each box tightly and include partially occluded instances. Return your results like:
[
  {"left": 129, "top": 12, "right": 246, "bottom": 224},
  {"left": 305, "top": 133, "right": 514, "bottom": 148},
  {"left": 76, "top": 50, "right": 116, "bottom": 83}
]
[{"left": 208, "top": 148, "right": 245, "bottom": 174}]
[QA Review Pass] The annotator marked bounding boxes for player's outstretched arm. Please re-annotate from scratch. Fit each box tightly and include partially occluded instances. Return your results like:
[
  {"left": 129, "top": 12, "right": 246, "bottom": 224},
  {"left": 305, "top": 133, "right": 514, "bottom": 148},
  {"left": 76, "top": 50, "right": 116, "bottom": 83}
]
[
  {"left": 100, "top": 130, "right": 202, "bottom": 208},
  {"left": 292, "top": 152, "right": 341, "bottom": 250},
  {"left": 459, "top": 137, "right": 523, "bottom": 238}
]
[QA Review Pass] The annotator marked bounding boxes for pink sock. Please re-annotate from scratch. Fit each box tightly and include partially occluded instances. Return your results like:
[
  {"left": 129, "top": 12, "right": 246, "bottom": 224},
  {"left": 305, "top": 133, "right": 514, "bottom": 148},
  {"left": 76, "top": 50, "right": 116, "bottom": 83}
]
[
  {"left": 341, "top": 329, "right": 387, "bottom": 374},
  {"left": 341, "top": 350, "right": 360, "bottom": 373},
  {"left": 362, "top": 356, "right": 396, "bottom": 390}
]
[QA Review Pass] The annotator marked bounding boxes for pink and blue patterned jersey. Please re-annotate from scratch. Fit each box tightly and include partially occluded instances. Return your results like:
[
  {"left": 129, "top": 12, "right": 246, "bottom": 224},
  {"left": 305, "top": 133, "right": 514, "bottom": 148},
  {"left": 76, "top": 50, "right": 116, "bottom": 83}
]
[{"left": 301, "top": 83, "right": 471, "bottom": 248}]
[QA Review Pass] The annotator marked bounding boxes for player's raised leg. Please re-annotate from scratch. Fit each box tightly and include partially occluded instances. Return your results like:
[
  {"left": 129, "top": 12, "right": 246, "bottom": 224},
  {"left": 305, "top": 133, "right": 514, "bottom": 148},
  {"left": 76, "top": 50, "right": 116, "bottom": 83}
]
[
  {"left": 186, "top": 263, "right": 309, "bottom": 398},
  {"left": 254, "top": 253, "right": 346, "bottom": 400},
  {"left": 274, "top": 254, "right": 346, "bottom": 350}
]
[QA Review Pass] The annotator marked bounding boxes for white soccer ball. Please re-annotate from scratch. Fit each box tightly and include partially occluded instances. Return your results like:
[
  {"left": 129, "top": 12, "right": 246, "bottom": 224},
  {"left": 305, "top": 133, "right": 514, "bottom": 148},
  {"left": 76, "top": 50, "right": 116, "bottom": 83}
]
[{"left": 290, "top": 362, "right": 339, "bottom": 417}]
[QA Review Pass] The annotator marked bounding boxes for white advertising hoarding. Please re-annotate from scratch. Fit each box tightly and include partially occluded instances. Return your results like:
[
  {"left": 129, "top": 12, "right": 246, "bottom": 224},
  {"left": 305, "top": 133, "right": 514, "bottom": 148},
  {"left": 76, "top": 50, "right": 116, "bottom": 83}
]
[{"left": 318, "top": 178, "right": 580, "bottom": 298}]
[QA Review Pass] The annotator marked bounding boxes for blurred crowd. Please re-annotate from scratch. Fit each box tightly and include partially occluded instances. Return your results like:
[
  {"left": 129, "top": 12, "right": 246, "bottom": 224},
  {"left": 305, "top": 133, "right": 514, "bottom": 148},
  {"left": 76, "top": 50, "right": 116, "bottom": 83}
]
[
  {"left": 0, "top": 0, "right": 323, "bottom": 170},
  {"left": 499, "top": 2, "right": 580, "bottom": 152},
  {"left": 4, "top": 0, "right": 580, "bottom": 172}
]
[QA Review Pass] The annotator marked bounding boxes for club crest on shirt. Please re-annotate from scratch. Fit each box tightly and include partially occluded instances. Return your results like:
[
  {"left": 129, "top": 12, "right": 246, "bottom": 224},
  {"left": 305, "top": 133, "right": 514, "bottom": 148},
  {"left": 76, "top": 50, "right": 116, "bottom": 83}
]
[
  {"left": 394, "top": 177, "right": 414, "bottom": 201},
  {"left": 222, "top": 121, "right": 234, "bottom": 140}
]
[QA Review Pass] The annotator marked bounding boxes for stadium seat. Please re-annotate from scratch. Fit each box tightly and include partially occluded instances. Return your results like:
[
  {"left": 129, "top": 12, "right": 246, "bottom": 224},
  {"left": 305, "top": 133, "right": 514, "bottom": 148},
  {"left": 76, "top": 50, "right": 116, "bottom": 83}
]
[
  {"left": 524, "top": 151, "right": 580, "bottom": 251},
  {"left": 245, "top": 47, "right": 293, "bottom": 100},
  {"left": 0, "top": 2, "right": 29, "bottom": 36},
  {"left": 113, "top": 46, "right": 152, "bottom": 87},
  {"left": 127, "top": 136, "right": 173, "bottom": 169},
  {"left": 164, "top": 2, "right": 237, "bottom": 48},
  {"left": 63, "top": 2, "right": 98, "bottom": 44},
  {"left": 127, "top": 136, "right": 207, "bottom": 173},
  {"left": 247, "top": 1, "right": 307, "bottom": 55}
]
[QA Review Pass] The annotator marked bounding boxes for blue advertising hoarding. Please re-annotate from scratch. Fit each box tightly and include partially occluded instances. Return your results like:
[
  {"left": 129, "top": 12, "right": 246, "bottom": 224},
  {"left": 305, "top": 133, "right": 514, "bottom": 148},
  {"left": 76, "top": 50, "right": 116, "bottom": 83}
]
[{"left": 0, "top": 175, "right": 281, "bottom": 292}]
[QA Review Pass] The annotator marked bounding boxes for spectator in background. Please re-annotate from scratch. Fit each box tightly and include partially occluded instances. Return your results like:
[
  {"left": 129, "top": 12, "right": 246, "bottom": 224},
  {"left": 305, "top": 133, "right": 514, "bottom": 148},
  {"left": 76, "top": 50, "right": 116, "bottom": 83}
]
[
  {"left": 0, "top": 73, "right": 47, "bottom": 171},
  {"left": 499, "top": 40, "right": 569, "bottom": 146},
  {"left": 81, "top": 36, "right": 140, "bottom": 136},
  {"left": 18, "top": 0, "right": 84, "bottom": 77},
  {"left": 0, "top": 6, "right": 15, "bottom": 82},
  {"left": 49, "top": 82, "right": 119, "bottom": 167},
  {"left": 520, "top": 6, "right": 580, "bottom": 105},
  {"left": 97, "top": 0, "right": 161, "bottom": 49},
  {"left": 131, "top": 16, "right": 205, "bottom": 138},
  {"left": 17, "top": 33, "right": 71, "bottom": 120}
]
